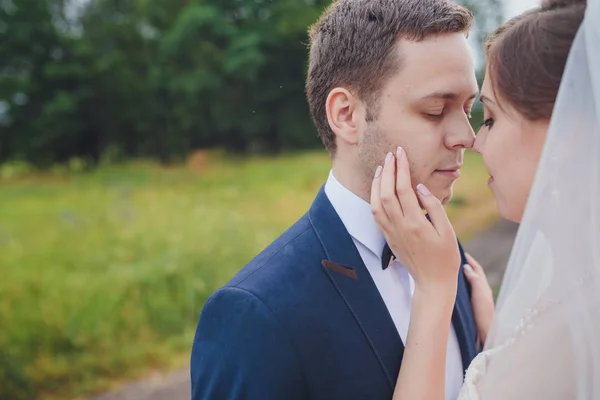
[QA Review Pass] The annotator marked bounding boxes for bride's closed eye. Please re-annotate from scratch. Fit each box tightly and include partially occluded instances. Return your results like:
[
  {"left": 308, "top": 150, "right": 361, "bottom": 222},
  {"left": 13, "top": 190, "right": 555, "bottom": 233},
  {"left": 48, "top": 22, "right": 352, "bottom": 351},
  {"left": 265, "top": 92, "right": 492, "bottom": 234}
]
[{"left": 481, "top": 117, "right": 494, "bottom": 129}]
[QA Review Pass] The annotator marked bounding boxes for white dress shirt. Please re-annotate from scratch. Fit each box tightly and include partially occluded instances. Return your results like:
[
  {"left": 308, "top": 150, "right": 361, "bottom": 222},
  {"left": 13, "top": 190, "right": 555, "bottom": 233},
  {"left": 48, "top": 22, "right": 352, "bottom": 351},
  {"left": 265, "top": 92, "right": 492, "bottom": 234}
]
[{"left": 324, "top": 170, "right": 464, "bottom": 400}]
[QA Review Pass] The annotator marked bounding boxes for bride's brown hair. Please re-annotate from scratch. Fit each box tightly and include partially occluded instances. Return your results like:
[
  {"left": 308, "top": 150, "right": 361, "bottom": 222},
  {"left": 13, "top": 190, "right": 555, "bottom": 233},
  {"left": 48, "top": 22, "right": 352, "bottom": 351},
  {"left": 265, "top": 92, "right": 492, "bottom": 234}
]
[{"left": 485, "top": 0, "right": 586, "bottom": 120}]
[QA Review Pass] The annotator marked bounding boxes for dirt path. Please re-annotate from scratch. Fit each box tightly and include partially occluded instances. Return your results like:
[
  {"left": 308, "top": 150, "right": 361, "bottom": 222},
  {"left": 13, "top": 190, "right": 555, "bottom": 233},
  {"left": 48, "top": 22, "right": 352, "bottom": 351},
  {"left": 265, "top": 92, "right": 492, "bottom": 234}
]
[{"left": 463, "top": 219, "right": 519, "bottom": 288}]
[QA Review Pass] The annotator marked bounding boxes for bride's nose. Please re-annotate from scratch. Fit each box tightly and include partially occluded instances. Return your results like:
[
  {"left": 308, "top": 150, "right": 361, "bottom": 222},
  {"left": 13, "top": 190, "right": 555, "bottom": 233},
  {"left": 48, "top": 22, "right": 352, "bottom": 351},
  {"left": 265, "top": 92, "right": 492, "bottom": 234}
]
[{"left": 472, "top": 128, "right": 487, "bottom": 155}]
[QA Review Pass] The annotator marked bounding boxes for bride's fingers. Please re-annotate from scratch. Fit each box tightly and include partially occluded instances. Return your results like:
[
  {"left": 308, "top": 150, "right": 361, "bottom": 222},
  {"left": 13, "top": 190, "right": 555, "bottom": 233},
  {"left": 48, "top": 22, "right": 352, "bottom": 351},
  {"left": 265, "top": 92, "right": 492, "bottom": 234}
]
[
  {"left": 415, "top": 183, "right": 454, "bottom": 237},
  {"left": 380, "top": 152, "right": 404, "bottom": 223},
  {"left": 465, "top": 253, "right": 486, "bottom": 276},
  {"left": 464, "top": 254, "right": 492, "bottom": 295},
  {"left": 463, "top": 263, "right": 478, "bottom": 283},
  {"left": 394, "top": 147, "right": 422, "bottom": 219},
  {"left": 371, "top": 164, "right": 391, "bottom": 231}
]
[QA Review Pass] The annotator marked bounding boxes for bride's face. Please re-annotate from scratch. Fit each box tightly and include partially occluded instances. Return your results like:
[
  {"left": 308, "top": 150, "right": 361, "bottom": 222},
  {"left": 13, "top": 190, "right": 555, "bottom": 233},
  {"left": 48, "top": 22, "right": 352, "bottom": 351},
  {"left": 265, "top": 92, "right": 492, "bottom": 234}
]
[{"left": 473, "top": 71, "right": 549, "bottom": 223}]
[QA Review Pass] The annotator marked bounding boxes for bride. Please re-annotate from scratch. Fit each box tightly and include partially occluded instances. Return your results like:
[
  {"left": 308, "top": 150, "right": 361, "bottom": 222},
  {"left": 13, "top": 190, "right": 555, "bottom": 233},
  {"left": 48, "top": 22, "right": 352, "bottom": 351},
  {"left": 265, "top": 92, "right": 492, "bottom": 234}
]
[{"left": 371, "top": 0, "right": 600, "bottom": 398}]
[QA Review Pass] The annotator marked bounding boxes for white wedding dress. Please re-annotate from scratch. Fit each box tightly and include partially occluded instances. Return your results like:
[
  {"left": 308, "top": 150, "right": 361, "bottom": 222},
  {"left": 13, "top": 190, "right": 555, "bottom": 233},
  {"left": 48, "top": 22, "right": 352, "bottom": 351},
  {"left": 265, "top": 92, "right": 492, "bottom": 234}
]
[{"left": 457, "top": 0, "right": 600, "bottom": 398}]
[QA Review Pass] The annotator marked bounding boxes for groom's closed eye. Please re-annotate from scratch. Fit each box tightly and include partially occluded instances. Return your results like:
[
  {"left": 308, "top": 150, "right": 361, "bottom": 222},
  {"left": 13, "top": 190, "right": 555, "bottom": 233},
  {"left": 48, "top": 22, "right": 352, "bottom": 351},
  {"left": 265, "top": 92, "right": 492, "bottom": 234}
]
[
  {"left": 425, "top": 110, "right": 444, "bottom": 119},
  {"left": 419, "top": 91, "right": 477, "bottom": 121},
  {"left": 423, "top": 105, "right": 474, "bottom": 121}
]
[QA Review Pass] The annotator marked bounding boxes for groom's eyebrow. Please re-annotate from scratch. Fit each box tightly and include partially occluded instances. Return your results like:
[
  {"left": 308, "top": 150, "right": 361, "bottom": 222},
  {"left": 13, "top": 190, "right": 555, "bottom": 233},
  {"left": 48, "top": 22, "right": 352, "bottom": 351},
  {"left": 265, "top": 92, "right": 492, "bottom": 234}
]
[{"left": 421, "top": 92, "right": 478, "bottom": 101}]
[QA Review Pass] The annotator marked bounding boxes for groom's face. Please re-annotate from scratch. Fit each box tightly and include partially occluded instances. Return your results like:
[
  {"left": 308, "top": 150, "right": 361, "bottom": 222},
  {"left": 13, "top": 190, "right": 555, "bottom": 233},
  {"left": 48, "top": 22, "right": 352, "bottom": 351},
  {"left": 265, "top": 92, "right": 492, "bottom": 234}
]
[{"left": 359, "top": 33, "right": 478, "bottom": 204}]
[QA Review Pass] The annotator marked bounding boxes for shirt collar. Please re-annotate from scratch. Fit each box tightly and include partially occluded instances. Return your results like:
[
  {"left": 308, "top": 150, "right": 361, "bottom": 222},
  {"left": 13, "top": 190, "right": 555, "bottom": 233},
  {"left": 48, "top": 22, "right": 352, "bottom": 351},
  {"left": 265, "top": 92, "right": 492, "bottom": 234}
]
[{"left": 324, "top": 170, "right": 386, "bottom": 259}]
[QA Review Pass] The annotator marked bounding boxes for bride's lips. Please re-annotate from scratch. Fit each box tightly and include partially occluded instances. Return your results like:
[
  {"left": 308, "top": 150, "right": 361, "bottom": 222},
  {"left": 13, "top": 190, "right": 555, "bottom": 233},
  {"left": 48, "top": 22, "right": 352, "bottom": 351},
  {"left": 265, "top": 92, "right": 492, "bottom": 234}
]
[{"left": 488, "top": 175, "right": 495, "bottom": 185}]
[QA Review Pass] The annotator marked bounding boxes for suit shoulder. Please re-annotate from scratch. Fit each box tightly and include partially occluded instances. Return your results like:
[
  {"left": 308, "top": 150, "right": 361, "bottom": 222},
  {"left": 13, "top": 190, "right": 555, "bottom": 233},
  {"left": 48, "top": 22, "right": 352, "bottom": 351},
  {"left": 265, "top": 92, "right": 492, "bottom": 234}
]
[{"left": 226, "top": 214, "right": 323, "bottom": 289}]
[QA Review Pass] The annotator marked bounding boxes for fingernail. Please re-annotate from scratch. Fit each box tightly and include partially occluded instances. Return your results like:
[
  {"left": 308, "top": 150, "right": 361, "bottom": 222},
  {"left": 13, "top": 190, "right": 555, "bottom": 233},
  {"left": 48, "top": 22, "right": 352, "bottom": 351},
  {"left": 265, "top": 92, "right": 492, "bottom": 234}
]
[
  {"left": 385, "top": 152, "right": 393, "bottom": 164},
  {"left": 417, "top": 184, "right": 430, "bottom": 196},
  {"left": 375, "top": 165, "right": 383, "bottom": 178},
  {"left": 397, "top": 146, "right": 403, "bottom": 160},
  {"left": 464, "top": 264, "right": 474, "bottom": 274}
]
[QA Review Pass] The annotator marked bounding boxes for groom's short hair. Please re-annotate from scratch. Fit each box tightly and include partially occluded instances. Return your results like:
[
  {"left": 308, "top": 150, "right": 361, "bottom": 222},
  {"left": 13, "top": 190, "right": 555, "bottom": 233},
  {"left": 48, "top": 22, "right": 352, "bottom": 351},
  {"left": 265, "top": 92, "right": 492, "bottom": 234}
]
[{"left": 306, "top": 0, "right": 473, "bottom": 156}]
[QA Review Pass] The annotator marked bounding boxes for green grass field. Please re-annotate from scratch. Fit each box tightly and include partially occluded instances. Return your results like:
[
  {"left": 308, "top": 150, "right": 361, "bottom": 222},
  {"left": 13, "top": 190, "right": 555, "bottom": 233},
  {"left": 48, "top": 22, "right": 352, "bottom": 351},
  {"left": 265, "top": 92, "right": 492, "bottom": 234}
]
[{"left": 0, "top": 150, "right": 498, "bottom": 400}]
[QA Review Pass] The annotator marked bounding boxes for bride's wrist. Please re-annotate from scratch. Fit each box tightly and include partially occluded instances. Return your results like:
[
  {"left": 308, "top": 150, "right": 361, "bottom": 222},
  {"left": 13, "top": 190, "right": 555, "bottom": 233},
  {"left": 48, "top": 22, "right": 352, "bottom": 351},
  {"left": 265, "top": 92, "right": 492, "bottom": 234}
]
[
  {"left": 411, "top": 287, "right": 455, "bottom": 328},
  {"left": 413, "top": 284, "right": 457, "bottom": 307}
]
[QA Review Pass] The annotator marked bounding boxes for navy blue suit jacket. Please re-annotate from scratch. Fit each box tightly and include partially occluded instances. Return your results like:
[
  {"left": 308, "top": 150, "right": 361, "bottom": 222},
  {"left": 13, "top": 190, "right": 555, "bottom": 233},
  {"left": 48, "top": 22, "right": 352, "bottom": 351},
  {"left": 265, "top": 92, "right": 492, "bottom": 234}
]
[{"left": 190, "top": 186, "right": 479, "bottom": 399}]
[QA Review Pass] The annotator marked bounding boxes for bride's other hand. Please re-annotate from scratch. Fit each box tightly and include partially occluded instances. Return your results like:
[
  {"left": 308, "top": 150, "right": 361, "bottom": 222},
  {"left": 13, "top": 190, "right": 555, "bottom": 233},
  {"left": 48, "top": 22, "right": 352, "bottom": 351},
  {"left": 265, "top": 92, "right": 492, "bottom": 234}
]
[
  {"left": 371, "top": 147, "right": 461, "bottom": 298},
  {"left": 463, "top": 253, "right": 495, "bottom": 345}
]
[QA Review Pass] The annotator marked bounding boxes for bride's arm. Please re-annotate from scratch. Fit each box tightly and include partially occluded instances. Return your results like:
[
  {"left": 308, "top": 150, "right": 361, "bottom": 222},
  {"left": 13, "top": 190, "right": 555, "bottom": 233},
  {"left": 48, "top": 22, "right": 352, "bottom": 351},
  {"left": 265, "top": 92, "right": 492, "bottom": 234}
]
[
  {"left": 371, "top": 148, "right": 463, "bottom": 400},
  {"left": 392, "top": 287, "right": 456, "bottom": 400}
]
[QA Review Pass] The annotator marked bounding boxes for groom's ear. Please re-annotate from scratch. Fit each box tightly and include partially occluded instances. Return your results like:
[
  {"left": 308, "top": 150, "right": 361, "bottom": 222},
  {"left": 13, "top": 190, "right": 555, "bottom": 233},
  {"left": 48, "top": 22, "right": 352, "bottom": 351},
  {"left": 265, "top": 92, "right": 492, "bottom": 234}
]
[{"left": 325, "top": 87, "right": 363, "bottom": 147}]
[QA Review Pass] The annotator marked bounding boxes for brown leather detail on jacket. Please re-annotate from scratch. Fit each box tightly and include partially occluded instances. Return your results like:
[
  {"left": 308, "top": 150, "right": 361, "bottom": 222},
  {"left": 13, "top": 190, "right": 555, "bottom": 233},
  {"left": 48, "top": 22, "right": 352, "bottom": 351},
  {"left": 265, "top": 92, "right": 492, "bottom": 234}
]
[{"left": 321, "top": 260, "right": 358, "bottom": 280}]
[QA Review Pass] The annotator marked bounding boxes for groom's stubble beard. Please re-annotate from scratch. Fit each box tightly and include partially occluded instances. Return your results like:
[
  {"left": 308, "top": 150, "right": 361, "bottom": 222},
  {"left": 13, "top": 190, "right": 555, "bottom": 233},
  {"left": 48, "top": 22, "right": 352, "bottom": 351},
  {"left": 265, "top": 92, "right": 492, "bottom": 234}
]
[
  {"left": 358, "top": 120, "right": 461, "bottom": 206},
  {"left": 359, "top": 119, "right": 442, "bottom": 208},
  {"left": 359, "top": 120, "right": 395, "bottom": 201}
]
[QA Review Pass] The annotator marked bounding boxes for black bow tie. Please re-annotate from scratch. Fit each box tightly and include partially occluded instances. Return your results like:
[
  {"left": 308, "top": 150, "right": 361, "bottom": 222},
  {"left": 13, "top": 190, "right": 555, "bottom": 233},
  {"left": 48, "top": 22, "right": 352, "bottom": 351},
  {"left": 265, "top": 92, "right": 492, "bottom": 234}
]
[
  {"left": 381, "top": 214, "right": 432, "bottom": 270},
  {"left": 381, "top": 243, "right": 396, "bottom": 270}
]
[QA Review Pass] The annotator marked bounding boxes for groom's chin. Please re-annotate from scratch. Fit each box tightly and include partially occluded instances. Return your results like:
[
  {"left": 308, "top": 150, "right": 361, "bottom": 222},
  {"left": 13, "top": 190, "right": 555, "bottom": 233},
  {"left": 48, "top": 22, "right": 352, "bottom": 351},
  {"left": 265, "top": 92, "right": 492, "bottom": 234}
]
[
  {"left": 416, "top": 188, "right": 452, "bottom": 209},
  {"left": 429, "top": 186, "right": 454, "bottom": 206},
  {"left": 424, "top": 175, "right": 457, "bottom": 206}
]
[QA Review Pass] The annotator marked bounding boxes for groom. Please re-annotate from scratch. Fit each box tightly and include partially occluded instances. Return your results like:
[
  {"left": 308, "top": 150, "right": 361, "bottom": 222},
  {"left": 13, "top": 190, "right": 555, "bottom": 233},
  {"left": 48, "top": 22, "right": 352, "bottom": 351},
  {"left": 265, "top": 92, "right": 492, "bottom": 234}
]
[{"left": 191, "top": 0, "right": 480, "bottom": 399}]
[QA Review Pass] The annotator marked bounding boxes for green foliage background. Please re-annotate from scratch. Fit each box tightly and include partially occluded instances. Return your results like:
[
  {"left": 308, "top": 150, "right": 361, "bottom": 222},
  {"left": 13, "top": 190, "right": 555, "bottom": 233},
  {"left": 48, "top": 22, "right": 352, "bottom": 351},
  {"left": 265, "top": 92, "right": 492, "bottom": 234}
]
[{"left": 1, "top": 0, "right": 499, "bottom": 167}]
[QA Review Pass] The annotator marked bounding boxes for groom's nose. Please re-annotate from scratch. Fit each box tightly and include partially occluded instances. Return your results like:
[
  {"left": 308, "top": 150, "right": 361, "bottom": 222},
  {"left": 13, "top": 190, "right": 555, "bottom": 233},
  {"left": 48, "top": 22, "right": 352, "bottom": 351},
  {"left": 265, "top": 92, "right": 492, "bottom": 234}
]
[{"left": 444, "top": 114, "right": 476, "bottom": 150}]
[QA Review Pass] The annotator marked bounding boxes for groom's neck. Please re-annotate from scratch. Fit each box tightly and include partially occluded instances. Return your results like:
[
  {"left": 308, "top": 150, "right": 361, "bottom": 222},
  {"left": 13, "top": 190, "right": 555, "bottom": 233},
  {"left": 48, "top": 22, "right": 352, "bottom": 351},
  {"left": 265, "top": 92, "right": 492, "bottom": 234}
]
[{"left": 331, "top": 163, "right": 371, "bottom": 203}]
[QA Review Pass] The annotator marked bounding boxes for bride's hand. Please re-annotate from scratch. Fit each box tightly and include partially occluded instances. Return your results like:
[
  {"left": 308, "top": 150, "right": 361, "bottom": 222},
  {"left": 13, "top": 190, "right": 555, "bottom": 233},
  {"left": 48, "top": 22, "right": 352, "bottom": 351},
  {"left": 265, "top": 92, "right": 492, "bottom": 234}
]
[
  {"left": 371, "top": 147, "right": 461, "bottom": 297},
  {"left": 463, "top": 253, "right": 495, "bottom": 345}
]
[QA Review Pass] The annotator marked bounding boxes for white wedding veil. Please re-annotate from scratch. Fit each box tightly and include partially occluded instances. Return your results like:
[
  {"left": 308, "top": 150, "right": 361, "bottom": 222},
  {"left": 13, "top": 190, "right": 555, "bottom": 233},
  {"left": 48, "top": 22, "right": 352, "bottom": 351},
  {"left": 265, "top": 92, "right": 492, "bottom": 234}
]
[{"left": 476, "top": 0, "right": 600, "bottom": 398}]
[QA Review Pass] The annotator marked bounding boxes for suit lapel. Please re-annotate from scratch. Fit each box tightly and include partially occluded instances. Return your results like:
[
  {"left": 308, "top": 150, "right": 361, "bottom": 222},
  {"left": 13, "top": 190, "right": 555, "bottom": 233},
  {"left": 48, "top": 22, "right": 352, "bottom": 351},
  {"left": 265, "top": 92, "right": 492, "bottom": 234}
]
[
  {"left": 309, "top": 187, "right": 404, "bottom": 388},
  {"left": 309, "top": 186, "right": 477, "bottom": 383},
  {"left": 452, "top": 242, "right": 479, "bottom": 371}
]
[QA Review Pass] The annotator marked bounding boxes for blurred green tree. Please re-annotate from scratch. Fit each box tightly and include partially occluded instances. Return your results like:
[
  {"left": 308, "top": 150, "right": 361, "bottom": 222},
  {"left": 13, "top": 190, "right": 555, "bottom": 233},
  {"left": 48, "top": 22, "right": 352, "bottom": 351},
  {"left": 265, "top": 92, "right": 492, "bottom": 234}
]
[{"left": 0, "top": 0, "right": 502, "bottom": 166}]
